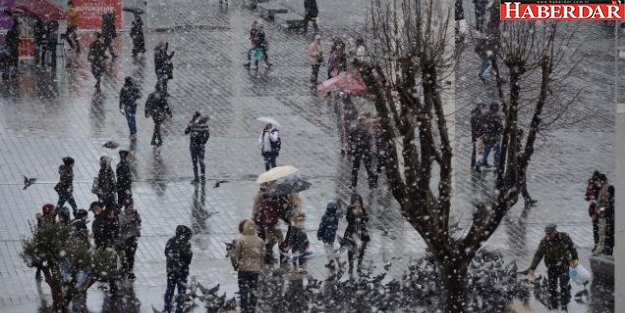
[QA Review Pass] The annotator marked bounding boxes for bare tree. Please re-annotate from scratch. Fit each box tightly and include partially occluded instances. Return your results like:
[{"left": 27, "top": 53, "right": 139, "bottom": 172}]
[{"left": 362, "top": 0, "right": 577, "bottom": 312}]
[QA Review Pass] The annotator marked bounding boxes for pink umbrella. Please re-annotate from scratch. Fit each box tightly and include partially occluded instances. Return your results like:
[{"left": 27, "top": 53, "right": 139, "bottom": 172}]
[{"left": 317, "top": 71, "right": 368, "bottom": 95}]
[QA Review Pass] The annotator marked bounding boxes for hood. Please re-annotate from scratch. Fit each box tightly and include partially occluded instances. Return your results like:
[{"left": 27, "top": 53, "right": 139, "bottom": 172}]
[
  {"left": 350, "top": 193, "right": 363, "bottom": 206},
  {"left": 241, "top": 220, "right": 257, "bottom": 236},
  {"left": 325, "top": 201, "right": 338, "bottom": 214},
  {"left": 175, "top": 225, "right": 192, "bottom": 240}
]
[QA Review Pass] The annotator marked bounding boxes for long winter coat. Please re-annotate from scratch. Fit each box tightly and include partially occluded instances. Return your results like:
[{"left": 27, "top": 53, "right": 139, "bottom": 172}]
[
  {"left": 116, "top": 161, "right": 132, "bottom": 194},
  {"left": 145, "top": 91, "right": 172, "bottom": 122},
  {"left": 317, "top": 202, "right": 340, "bottom": 243},
  {"left": 304, "top": 0, "right": 319, "bottom": 18},
  {"left": 97, "top": 157, "right": 117, "bottom": 198},
  {"left": 165, "top": 225, "right": 193, "bottom": 277}
]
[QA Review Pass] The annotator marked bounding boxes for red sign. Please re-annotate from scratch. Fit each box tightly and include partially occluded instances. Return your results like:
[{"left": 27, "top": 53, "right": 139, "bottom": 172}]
[
  {"left": 73, "top": 0, "right": 121, "bottom": 29},
  {"left": 501, "top": 1, "right": 625, "bottom": 20}
]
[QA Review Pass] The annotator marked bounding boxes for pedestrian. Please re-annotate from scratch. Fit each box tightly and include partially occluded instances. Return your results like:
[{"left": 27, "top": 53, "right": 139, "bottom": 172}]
[
  {"left": 302, "top": 0, "right": 319, "bottom": 34},
  {"left": 350, "top": 115, "right": 378, "bottom": 189},
  {"left": 101, "top": 12, "right": 117, "bottom": 58},
  {"left": 89, "top": 202, "right": 104, "bottom": 246},
  {"left": 516, "top": 130, "right": 537, "bottom": 207},
  {"left": 145, "top": 84, "right": 172, "bottom": 146},
  {"left": 92, "top": 206, "right": 119, "bottom": 250},
  {"left": 327, "top": 45, "right": 346, "bottom": 79},
  {"left": 88, "top": 32, "right": 107, "bottom": 90},
  {"left": 130, "top": 14, "right": 146, "bottom": 57},
  {"left": 57, "top": 206, "right": 71, "bottom": 225},
  {"left": 5, "top": 18, "right": 20, "bottom": 76},
  {"left": 528, "top": 223, "right": 579, "bottom": 311},
  {"left": 585, "top": 171, "right": 602, "bottom": 250},
  {"left": 70, "top": 209, "right": 89, "bottom": 243},
  {"left": 118, "top": 199, "right": 141, "bottom": 279},
  {"left": 594, "top": 174, "right": 615, "bottom": 255},
  {"left": 317, "top": 201, "right": 340, "bottom": 269},
  {"left": 308, "top": 35, "right": 323, "bottom": 86},
  {"left": 163, "top": 225, "right": 193, "bottom": 313},
  {"left": 476, "top": 102, "right": 502, "bottom": 172},
  {"left": 280, "top": 214, "right": 309, "bottom": 269},
  {"left": 258, "top": 193, "right": 285, "bottom": 264},
  {"left": 44, "top": 20, "right": 59, "bottom": 68},
  {"left": 116, "top": 150, "right": 133, "bottom": 207},
  {"left": 34, "top": 203, "right": 57, "bottom": 280},
  {"left": 476, "top": 33, "right": 496, "bottom": 82},
  {"left": 54, "top": 157, "right": 78, "bottom": 216},
  {"left": 259, "top": 123, "right": 280, "bottom": 170},
  {"left": 33, "top": 19, "right": 46, "bottom": 66},
  {"left": 251, "top": 21, "right": 271, "bottom": 69},
  {"left": 244, "top": 21, "right": 259, "bottom": 68},
  {"left": 66, "top": 1, "right": 80, "bottom": 53},
  {"left": 95, "top": 156, "right": 117, "bottom": 211},
  {"left": 353, "top": 37, "right": 367, "bottom": 67},
  {"left": 119, "top": 76, "right": 142, "bottom": 138},
  {"left": 230, "top": 220, "right": 264, "bottom": 313},
  {"left": 154, "top": 42, "right": 175, "bottom": 92},
  {"left": 473, "top": 0, "right": 489, "bottom": 32},
  {"left": 470, "top": 103, "right": 487, "bottom": 170},
  {"left": 184, "top": 112, "right": 210, "bottom": 184},
  {"left": 343, "top": 193, "right": 370, "bottom": 275}
]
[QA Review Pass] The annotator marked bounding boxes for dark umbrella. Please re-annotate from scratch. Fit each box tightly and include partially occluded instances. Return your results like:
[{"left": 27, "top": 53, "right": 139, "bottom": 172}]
[
  {"left": 122, "top": 6, "right": 145, "bottom": 14},
  {"left": 264, "top": 175, "right": 311, "bottom": 197}
]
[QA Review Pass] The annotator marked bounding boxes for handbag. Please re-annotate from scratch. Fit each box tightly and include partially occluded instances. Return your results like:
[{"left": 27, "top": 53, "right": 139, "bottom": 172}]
[
  {"left": 54, "top": 182, "right": 63, "bottom": 194},
  {"left": 569, "top": 264, "right": 591, "bottom": 285},
  {"left": 91, "top": 177, "right": 99, "bottom": 195}
]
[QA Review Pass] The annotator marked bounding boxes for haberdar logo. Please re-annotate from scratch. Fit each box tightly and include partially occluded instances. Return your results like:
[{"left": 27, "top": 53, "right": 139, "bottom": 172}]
[{"left": 500, "top": 0, "right": 625, "bottom": 20}]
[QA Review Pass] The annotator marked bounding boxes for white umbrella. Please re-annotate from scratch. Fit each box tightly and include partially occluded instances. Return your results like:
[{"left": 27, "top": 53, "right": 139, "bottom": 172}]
[
  {"left": 255, "top": 117, "right": 281, "bottom": 129},
  {"left": 256, "top": 165, "right": 298, "bottom": 184}
]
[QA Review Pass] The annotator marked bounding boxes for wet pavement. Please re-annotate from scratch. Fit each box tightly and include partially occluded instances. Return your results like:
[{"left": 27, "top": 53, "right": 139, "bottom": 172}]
[{"left": 0, "top": 0, "right": 616, "bottom": 312}]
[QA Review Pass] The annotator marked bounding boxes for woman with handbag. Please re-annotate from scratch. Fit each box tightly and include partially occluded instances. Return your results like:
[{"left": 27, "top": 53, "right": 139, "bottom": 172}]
[
  {"left": 308, "top": 35, "right": 323, "bottom": 87},
  {"left": 55, "top": 157, "right": 78, "bottom": 217}
]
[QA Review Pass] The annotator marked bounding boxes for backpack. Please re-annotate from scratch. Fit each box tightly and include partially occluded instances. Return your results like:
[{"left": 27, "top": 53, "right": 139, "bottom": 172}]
[{"left": 269, "top": 129, "right": 281, "bottom": 153}]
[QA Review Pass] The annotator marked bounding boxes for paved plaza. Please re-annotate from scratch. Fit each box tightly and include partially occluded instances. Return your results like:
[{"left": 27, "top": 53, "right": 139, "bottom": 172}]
[{"left": 0, "top": 0, "right": 617, "bottom": 312}]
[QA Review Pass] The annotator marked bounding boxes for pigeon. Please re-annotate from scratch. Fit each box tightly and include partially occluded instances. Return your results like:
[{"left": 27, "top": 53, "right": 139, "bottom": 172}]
[
  {"left": 103, "top": 141, "right": 120, "bottom": 149},
  {"left": 23, "top": 176, "right": 36, "bottom": 190},
  {"left": 213, "top": 180, "right": 229, "bottom": 188}
]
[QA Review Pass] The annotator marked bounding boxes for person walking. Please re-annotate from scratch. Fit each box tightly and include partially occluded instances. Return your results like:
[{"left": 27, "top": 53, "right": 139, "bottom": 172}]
[
  {"left": 470, "top": 103, "right": 486, "bottom": 171},
  {"left": 317, "top": 201, "right": 340, "bottom": 269},
  {"left": 5, "top": 18, "right": 20, "bottom": 76},
  {"left": 44, "top": 20, "right": 59, "bottom": 68},
  {"left": 350, "top": 116, "right": 378, "bottom": 189},
  {"left": 343, "top": 193, "right": 370, "bottom": 275},
  {"left": 280, "top": 214, "right": 309, "bottom": 269},
  {"left": 308, "top": 35, "right": 323, "bottom": 87},
  {"left": 118, "top": 199, "right": 141, "bottom": 279},
  {"left": 66, "top": 1, "right": 80, "bottom": 53},
  {"left": 184, "top": 112, "right": 210, "bottom": 184},
  {"left": 33, "top": 19, "right": 46, "bottom": 66},
  {"left": 145, "top": 84, "right": 172, "bottom": 147},
  {"left": 528, "top": 224, "right": 579, "bottom": 311},
  {"left": 154, "top": 42, "right": 175, "bottom": 92},
  {"left": 119, "top": 76, "right": 142, "bottom": 138},
  {"left": 302, "top": 0, "right": 319, "bottom": 34},
  {"left": 92, "top": 206, "right": 119, "bottom": 249},
  {"left": 101, "top": 12, "right": 117, "bottom": 58},
  {"left": 476, "top": 102, "right": 502, "bottom": 172},
  {"left": 95, "top": 156, "right": 117, "bottom": 211},
  {"left": 251, "top": 22, "right": 271, "bottom": 69},
  {"left": 259, "top": 123, "right": 280, "bottom": 170},
  {"left": 230, "top": 220, "right": 265, "bottom": 313},
  {"left": 594, "top": 174, "right": 615, "bottom": 255},
  {"left": 585, "top": 171, "right": 602, "bottom": 251},
  {"left": 116, "top": 150, "right": 133, "bottom": 207},
  {"left": 244, "top": 21, "right": 259, "bottom": 68},
  {"left": 88, "top": 32, "right": 107, "bottom": 90},
  {"left": 130, "top": 14, "right": 145, "bottom": 57},
  {"left": 55, "top": 157, "right": 78, "bottom": 216},
  {"left": 327, "top": 46, "right": 346, "bottom": 79},
  {"left": 163, "top": 225, "right": 193, "bottom": 313}
]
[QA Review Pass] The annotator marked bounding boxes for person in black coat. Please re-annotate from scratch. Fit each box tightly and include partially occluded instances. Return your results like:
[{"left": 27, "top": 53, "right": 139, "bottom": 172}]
[
  {"left": 88, "top": 33, "right": 107, "bottom": 90},
  {"left": 130, "top": 14, "right": 145, "bottom": 57},
  {"left": 101, "top": 12, "right": 117, "bottom": 58},
  {"left": 470, "top": 103, "right": 487, "bottom": 171},
  {"left": 92, "top": 206, "right": 119, "bottom": 249},
  {"left": 154, "top": 42, "right": 174, "bottom": 92},
  {"left": 343, "top": 194, "right": 369, "bottom": 275},
  {"left": 5, "top": 18, "right": 20, "bottom": 73},
  {"left": 185, "top": 113, "right": 210, "bottom": 184},
  {"left": 163, "top": 225, "right": 193, "bottom": 313},
  {"left": 70, "top": 209, "right": 90, "bottom": 243},
  {"left": 145, "top": 85, "right": 172, "bottom": 146},
  {"left": 302, "top": 0, "right": 319, "bottom": 34},
  {"left": 116, "top": 150, "right": 133, "bottom": 207},
  {"left": 317, "top": 201, "right": 340, "bottom": 268},
  {"left": 96, "top": 156, "right": 117, "bottom": 212},
  {"left": 43, "top": 20, "right": 59, "bottom": 68},
  {"left": 33, "top": 19, "right": 46, "bottom": 66},
  {"left": 119, "top": 77, "right": 142, "bottom": 138},
  {"left": 476, "top": 103, "right": 503, "bottom": 172},
  {"left": 55, "top": 157, "right": 78, "bottom": 216},
  {"left": 351, "top": 116, "right": 378, "bottom": 189}
]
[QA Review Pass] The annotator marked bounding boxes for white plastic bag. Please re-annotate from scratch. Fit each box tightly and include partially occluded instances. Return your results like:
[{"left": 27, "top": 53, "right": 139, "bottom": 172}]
[{"left": 569, "top": 264, "right": 591, "bottom": 285}]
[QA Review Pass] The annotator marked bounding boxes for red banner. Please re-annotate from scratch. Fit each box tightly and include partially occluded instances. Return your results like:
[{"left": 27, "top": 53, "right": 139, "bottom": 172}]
[
  {"left": 73, "top": 0, "right": 121, "bottom": 29},
  {"left": 501, "top": 2, "right": 625, "bottom": 20}
]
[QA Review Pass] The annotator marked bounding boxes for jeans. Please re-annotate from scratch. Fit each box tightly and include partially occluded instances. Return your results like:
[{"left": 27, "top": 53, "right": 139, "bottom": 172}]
[
  {"left": 311, "top": 64, "right": 320, "bottom": 83},
  {"left": 121, "top": 238, "right": 138, "bottom": 276},
  {"left": 547, "top": 267, "right": 571, "bottom": 309},
  {"left": 190, "top": 145, "right": 206, "bottom": 180},
  {"left": 56, "top": 194, "right": 77, "bottom": 214},
  {"left": 477, "top": 143, "right": 500, "bottom": 170},
  {"left": 238, "top": 271, "right": 259, "bottom": 313},
  {"left": 262, "top": 151, "right": 277, "bottom": 171},
  {"left": 478, "top": 56, "right": 492, "bottom": 79},
  {"left": 125, "top": 112, "right": 137, "bottom": 136},
  {"left": 164, "top": 274, "right": 188, "bottom": 313}
]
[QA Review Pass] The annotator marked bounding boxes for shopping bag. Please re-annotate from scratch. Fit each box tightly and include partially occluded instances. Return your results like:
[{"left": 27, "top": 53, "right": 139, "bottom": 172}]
[{"left": 569, "top": 264, "right": 591, "bottom": 285}]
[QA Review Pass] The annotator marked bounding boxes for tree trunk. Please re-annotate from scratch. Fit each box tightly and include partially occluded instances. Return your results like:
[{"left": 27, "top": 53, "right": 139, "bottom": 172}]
[
  {"left": 442, "top": 261, "right": 469, "bottom": 313},
  {"left": 43, "top": 268, "right": 67, "bottom": 313}
]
